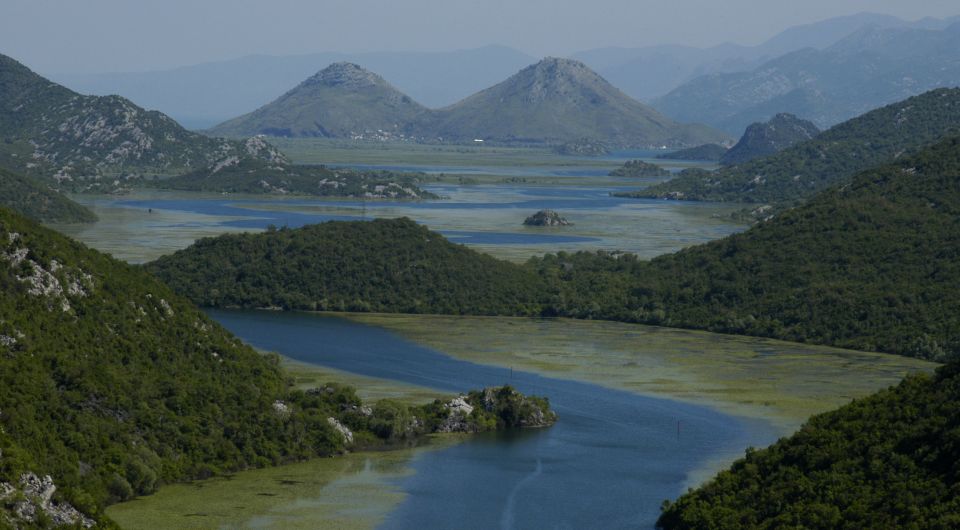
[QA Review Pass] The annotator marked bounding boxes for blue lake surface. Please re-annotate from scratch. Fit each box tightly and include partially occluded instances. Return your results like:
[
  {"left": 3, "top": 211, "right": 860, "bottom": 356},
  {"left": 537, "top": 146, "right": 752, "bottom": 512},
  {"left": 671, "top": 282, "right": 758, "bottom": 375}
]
[
  {"left": 114, "top": 196, "right": 602, "bottom": 245},
  {"left": 209, "top": 309, "right": 778, "bottom": 529}
]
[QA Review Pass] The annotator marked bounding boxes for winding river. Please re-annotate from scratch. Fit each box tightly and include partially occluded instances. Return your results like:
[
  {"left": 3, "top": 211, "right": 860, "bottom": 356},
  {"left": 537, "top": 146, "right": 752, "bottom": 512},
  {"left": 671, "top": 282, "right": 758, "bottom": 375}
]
[{"left": 209, "top": 310, "right": 778, "bottom": 529}]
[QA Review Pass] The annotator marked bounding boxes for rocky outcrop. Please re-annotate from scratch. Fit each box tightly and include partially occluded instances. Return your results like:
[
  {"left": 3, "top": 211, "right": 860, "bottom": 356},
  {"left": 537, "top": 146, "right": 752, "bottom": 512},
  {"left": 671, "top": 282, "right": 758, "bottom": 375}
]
[
  {"left": 435, "top": 395, "right": 476, "bottom": 433},
  {"left": 524, "top": 210, "right": 571, "bottom": 226},
  {"left": 327, "top": 417, "right": 354, "bottom": 445},
  {"left": 1, "top": 473, "right": 95, "bottom": 528},
  {"left": 435, "top": 386, "right": 558, "bottom": 433}
]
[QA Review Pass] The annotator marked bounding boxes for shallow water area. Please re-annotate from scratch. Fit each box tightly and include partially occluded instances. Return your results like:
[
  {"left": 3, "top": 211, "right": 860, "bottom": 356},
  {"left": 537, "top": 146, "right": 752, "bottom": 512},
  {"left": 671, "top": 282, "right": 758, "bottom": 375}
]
[{"left": 207, "top": 309, "right": 780, "bottom": 529}]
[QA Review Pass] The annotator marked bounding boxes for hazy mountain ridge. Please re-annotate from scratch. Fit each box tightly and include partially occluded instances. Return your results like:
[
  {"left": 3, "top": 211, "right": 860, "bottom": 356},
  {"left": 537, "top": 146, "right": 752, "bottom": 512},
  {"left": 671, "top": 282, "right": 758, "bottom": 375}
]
[
  {"left": 53, "top": 46, "right": 537, "bottom": 129},
  {"left": 417, "top": 58, "right": 726, "bottom": 146},
  {"left": 652, "top": 22, "right": 960, "bottom": 134},
  {"left": 574, "top": 12, "right": 960, "bottom": 103},
  {"left": 51, "top": 13, "right": 960, "bottom": 129},
  {"left": 211, "top": 58, "right": 728, "bottom": 148},
  {"left": 210, "top": 62, "right": 428, "bottom": 139}
]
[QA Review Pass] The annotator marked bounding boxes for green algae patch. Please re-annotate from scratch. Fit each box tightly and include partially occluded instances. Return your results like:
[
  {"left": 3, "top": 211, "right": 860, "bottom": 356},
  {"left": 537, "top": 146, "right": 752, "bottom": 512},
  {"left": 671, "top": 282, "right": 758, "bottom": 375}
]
[
  {"left": 341, "top": 313, "right": 937, "bottom": 433},
  {"left": 280, "top": 357, "right": 446, "bottom": 405},
  {"left": 106, "top": 436, "right": 464, "bottom": 530}
]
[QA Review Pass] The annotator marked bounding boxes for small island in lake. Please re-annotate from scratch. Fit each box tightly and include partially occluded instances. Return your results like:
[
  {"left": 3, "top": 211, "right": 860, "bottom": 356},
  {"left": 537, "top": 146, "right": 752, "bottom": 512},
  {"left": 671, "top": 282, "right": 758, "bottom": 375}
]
[
  {"left": 554, "top": 138, "right": 610, "bottom": 156},
  {"left": 524, "top": 209, "right": 572, "bottom": 226},
  {"left": 609, "top": 160, "right": 671, "bottom": 177}
]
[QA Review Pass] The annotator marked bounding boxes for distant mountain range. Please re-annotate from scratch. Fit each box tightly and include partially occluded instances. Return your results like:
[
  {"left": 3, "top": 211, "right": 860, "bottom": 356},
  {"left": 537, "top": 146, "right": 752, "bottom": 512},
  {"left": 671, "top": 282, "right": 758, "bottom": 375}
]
[
  {"left": 652, "top": 22, "right": 960, "bottom": 134},
  {"left": 575, "top": 12, "right": 960, "bottom": 103},
  {"left": 52, "top": 46, "right": 536, "bottom": 129},
  {"left": 210, "top": 58, "right": 728, "bottom": 148},
  {"left": 48, "top": 13, "right": 960, "bottom": 130}
]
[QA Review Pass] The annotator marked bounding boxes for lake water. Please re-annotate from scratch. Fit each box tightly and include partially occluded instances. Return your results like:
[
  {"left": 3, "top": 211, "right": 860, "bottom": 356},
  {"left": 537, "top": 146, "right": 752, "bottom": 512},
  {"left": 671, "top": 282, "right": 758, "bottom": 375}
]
[
  {"left": 63, "top": 181, "right": 745, "bottom": 263},
  {"left": 209, "top": 309, "right": 778, "bottom": 529}
]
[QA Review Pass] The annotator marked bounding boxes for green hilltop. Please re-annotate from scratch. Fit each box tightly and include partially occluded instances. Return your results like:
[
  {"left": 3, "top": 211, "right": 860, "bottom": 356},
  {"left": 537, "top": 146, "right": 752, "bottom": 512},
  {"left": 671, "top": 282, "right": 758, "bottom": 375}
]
[
  {"left": 623, "top": 88, "right": 960, "bottom": 208},
  {"left": 146, "top": 218, "right": 545, "bottom": 315},
  {"left": 719, "top": 113, "right": 820, "bottom": 166}
]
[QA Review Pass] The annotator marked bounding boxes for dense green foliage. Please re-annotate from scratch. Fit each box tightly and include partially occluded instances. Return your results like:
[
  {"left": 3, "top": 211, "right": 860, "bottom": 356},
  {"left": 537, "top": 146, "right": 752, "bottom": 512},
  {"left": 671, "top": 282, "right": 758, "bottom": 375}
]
[
  {"left": 151, "top": 138, "right": 960, "bottom": 362},
  {"left": 656, "top": 143, "right": 728, "bottom": 162},
  {"left": 609, "top": 160, "right": 671, "bottom": 177},
  {"left": 657, "top": 361, "right": 960, "bottom": 529},
  {"left": 0, "top": 167, "right": 96, "bottom": 223},
  {"left": 0, "top": 208, "right": 552, "bottom": 527},
  {"left": 539, "top": 137, "right": 960, "bottom": 361},
  {"left": 154, "top": 158, "right": 438, "bottom": 199},
  {"left": 625, "top": 88, "right": 960, "bottom": 205},
  {"left": 147, "top": 218, "right": 545, "bottom": 314},
  {"left": 718, "top": 113, "right": 820, "bottom": 166}
]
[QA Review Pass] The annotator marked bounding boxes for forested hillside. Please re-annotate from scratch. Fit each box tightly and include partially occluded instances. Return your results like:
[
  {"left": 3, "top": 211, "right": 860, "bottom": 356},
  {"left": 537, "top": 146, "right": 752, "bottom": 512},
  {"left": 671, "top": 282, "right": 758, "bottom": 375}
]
[
  {"left": 0, "top": 208, "right": 552, "bottom": 527},
  {"left": 657, "top": 361, "right": 960, "bottom": 529},
  {"left": 0, "top": 166, "right": 96, "bottom": 223},
  {"left": 543, "top": 136, "right": 960, "bottom": 361}
]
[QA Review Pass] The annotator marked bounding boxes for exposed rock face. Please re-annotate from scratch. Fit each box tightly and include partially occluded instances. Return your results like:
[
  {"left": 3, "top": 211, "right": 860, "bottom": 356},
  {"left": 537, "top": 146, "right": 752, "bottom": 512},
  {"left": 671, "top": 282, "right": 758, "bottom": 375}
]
[
  {"left": 720, "top": 113, "right": 820, "bottom": 165},
  {"left": 524, "top": 210, "right": 571, "bottom": 226},
  {"left": 327, "top": 417, "right": 354, "bottom": 445},
  {"left": 1, "top": 473, "right": 95, "bottom": 528},
  {"left": 436, "top": 387, "right": 558, "bottom": 433},
  {"left": 436, "top": 395, "right": 477, "bottom": 433},
  {"left": 1, "top": 230, "right": 94, "bottom": 312}
]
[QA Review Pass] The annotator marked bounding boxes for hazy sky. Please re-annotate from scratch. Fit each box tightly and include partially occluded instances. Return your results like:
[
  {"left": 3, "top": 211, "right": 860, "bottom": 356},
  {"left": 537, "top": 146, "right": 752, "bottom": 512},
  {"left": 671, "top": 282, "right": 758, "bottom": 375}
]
[{"left": 3, "top": 0, "right": 959, "bottom": 74}]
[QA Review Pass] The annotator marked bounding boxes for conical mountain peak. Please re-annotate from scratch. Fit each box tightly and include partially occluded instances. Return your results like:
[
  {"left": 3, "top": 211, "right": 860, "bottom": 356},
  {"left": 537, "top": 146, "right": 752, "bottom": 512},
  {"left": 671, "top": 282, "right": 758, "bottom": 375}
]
[{"left": 302, "top": 62, "right": 386, "bottom": 89}]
